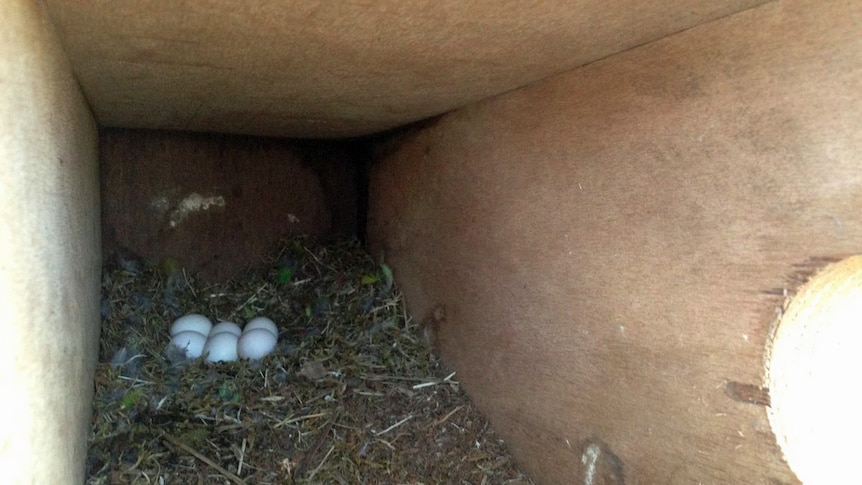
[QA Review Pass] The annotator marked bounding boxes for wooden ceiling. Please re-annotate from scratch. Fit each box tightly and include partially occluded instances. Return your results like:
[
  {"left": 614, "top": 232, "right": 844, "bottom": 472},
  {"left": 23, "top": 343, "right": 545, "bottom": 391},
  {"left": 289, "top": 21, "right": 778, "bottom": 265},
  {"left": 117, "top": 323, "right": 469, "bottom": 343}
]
[{"left": 45, "top": 0, "right": 765, "bottom": 138}]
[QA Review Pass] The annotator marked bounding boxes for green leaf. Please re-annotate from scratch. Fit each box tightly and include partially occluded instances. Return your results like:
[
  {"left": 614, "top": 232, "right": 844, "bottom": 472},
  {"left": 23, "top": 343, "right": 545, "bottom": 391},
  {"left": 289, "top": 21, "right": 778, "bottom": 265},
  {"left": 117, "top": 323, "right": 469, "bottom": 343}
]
[
  {"left": 381, "top": 263, "right": 393, "bottom": 292},
  {"left": 120, "top": 389, "right": 144, "bottom": 410},
  {"left": 276, "top": 267, "right": 293, "bottom": 285},
  {"left": 361, "top": 272, "right": 381, "bottom": 285},
  {"left": 219, "top": 381, "right": 240, "bottom": 402}
]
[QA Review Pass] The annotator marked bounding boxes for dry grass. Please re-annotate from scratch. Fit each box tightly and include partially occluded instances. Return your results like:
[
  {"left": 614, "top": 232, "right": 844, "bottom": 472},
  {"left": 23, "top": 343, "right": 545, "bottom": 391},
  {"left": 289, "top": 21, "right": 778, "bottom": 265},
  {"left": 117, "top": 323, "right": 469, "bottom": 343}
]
[{"left": 88, "top": 237, "right": 533, "bottom": 484}]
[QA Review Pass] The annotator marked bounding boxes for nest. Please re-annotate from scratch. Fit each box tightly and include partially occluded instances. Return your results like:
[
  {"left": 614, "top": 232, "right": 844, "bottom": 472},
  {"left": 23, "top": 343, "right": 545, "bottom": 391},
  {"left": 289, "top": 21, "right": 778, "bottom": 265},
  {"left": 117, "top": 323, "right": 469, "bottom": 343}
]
[{"left": 88, "top": 236, "right": 532, "bottom": 484}]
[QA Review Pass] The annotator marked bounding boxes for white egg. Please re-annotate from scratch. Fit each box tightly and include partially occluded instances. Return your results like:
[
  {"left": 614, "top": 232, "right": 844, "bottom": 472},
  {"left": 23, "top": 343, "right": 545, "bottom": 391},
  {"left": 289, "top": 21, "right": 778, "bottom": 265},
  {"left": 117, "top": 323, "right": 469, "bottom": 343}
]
[
  {"left": 203, "top": 332, "right": 239, "bottom": 362},
  {"left": 210, "top": 321, "right": 242, "bottom": 337},
  {"left": 170, "top": 314, "right": 212, "bottom": 337},
  {"left": 243, "top": 316, "right": 278, "bottom": 337},
  {"left": 204, "top": 332, "right": 237, "bottom": 362},
  {"left": 170, "top": 331, "right": 208, "bottom": 359},
  {"left": 237, "top": 328, "right": 278, "bottom": 360}
]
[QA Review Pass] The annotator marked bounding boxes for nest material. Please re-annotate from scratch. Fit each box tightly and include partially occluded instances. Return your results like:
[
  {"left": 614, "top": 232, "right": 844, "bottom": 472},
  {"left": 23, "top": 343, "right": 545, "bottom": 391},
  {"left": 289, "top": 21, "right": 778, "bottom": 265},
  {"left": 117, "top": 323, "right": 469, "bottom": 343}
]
[{"left": 89, "top": 237, "right": 533, "bottom": 484}]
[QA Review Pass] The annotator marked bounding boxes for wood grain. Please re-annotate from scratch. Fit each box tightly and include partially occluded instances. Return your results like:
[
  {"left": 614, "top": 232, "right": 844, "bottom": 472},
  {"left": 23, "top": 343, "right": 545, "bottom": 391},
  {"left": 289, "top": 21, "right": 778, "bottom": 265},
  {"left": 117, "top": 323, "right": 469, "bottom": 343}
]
[
  {"left": 368, "top": 1, "right": 861, "bottom": 482},
  {"left": 43, "top": 0, "right": 764, "bottom": 138}
]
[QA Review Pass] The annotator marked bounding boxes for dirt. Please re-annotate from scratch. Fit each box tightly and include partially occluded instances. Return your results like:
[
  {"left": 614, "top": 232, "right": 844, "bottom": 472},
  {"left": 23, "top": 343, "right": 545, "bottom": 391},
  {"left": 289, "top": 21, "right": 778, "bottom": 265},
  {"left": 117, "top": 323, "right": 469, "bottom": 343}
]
[{"left": 88, "top": 237, "right": 534, "bottom": 485}]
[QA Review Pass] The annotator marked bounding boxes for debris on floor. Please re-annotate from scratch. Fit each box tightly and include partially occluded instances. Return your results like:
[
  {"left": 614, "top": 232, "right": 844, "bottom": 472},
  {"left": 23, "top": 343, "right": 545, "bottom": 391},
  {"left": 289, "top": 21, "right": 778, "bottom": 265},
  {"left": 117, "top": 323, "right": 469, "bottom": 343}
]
[{"left": 89, "top": 237, "right": 533, "bottom": 484}]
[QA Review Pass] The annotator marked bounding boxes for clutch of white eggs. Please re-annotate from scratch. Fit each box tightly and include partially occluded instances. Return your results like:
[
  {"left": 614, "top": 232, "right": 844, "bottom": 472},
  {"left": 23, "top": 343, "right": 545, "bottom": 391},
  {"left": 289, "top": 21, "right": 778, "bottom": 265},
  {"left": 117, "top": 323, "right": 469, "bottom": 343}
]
[{"left": 169, "top": 313, "right": 278, "bottom": 362}]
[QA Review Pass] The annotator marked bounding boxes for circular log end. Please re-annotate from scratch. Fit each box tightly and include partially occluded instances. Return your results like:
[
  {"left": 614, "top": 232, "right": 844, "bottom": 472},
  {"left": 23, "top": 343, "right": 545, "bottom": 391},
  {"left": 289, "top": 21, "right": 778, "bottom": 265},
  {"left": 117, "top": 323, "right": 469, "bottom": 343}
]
[{"left": 767, "top": 255, "right": 862, "bottom": 484}]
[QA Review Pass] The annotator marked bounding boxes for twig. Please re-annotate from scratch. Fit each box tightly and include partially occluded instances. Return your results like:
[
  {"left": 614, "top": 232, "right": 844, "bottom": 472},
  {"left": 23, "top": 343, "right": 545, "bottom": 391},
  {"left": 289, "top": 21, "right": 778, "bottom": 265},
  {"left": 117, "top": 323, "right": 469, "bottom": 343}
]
[
  {"left": 294, "top": 413, "right": 338, "bottom": 478},
  {"left": 307, "top": 445, "right": 336, "bottom": 482},
  {"left": 274, "top": 411, "right": 328, "bottom": 429},
  {"left": 304, "top": 247, "right": 335, "bottom": 273},
  {"left": 432, "top": 405, "right": 464, "bottom": 427},
  {"left": 230, "top": 284, "right": 268, "bottom": 320},
  {"left": 162, "top": 433, "right": 247, "bottom": 485},
  {"left": 374, "top": 415, "right": 413, "bottom": 436},
  {"left": 182, "top": 268, "right": 197, "bottom": 298},
  {"left": 237, "top": 438, "right": 247, "bottom": 476},
  {"left": 412, "top": 371, "right": 458, "bottom": 389},
  {"left": 116, "top": 375, "right": 156, "bottom": 385},
  {"left": 363, "top": 373, "right": 448, "bottom": 383}
]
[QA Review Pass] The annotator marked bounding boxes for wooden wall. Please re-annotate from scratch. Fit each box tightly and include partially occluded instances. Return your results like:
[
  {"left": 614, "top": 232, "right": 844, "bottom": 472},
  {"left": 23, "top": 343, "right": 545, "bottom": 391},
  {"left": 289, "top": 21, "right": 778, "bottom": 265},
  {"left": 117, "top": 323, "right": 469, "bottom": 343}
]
[
  {"left": 368, "top": 1, "right": 861, "bottom": 483},
  {"left": 0, "top": 1, "right": 101, "bottom": 482}
]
